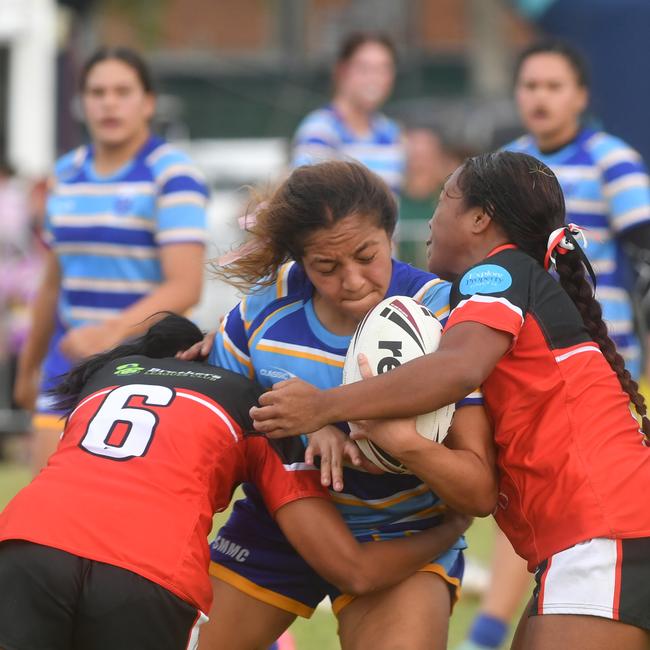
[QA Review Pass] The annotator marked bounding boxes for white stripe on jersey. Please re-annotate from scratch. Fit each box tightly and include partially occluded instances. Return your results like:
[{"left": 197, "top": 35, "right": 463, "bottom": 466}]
[
  {"left": 603, "top": 173, "right": 650, "bottom": 198},
  {"left": 63, "top": 277, "right": 157, "bottom": 293},
  {"left": 595, "top": 147, "right": 642, "bottom": 169},
  {"left": 176, "top": 391, "right": 239, "bottom": 442},
  {"left": 55, "top": 243, "right": 159, "bottom": 259},
  {"left": 612, "top": 205, "right": 650, "bottom": 231},
  {"left": 454, "top": 294, "right": 524, "bottom": 324},
  {"left": 413, "top": 278, "right": 446, "bottom": 303},
  {"left": 51, "top": 214, "right": 156, "bottom": 231},
  {"left": 565, "top": 198, "right": 608, "bottom": 214},
  {"left": 554, "top": 344, "right": 601, "bottom": 363},
  {"left": 156, "top": 228, "right": 207, "bottom": 244},
  {"left": 55, "top": 182, "right": 156, "bottom": 196},
  {"left": 551, "top": 165, "right": 600, "bottom": 182},
  {"left": 282, "top": 462, "right": 319, "bottom": 472}
]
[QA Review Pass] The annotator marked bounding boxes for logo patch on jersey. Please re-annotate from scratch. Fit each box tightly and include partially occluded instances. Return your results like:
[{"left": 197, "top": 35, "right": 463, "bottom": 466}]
[
  {"left": 259, "top": 367, "right": 297, "bottom": 382},
  {"left": 114, "top": 363, "right": 145, "bottom": 376},
  {"left": 114, "top": 196, "right": 134, "bottom": 214},
  {"left": 460, "top": 264, "right": 512, "bottom": 295}
]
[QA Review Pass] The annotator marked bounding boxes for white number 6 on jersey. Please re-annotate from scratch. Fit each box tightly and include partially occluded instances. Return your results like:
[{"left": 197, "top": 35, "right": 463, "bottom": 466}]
[{"left": 80, "top": 384, "right": 174, "bottom": 460}]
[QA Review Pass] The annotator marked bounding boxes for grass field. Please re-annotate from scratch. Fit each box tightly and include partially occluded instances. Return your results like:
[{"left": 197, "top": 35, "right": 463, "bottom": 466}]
[{"left": 0, "top": 460, "right": 518, "bottom": 649}]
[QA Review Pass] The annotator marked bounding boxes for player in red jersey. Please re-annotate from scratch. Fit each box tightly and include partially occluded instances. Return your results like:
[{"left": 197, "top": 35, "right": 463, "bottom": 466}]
[
  {"left": 253, "top": 152, "right": 650, "bottom": 649},
  {"left": 0, "top": 314, "right": 469, "bottom": 650}
]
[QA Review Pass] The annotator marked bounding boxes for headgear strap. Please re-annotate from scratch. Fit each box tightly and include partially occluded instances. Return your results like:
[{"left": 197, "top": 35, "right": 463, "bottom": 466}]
[{"left": 544, "top": 224, "right": 597, "bottom": 288}]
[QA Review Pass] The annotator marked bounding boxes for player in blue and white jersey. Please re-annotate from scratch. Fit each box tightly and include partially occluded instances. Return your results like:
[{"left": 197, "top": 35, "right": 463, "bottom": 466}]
[
  {"left": 505, "top": 40, "right": 650, "bottom": 381},
  {"left": 192, "top": 161, "right": 495, "bottom": 650},
  {"left": 458, "top": 40, "right": 650, "bottom": 650},
  {"left": 13, "top": 47, "right": 208, "bottom": 473},
  {"left": 291, "top": 32, "right": 405, "bottom": 196}
]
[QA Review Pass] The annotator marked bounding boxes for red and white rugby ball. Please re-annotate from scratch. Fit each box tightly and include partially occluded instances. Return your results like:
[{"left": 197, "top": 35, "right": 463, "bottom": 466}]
[{"left": 342, "top": 295, "right": 455, "bottom": 474}]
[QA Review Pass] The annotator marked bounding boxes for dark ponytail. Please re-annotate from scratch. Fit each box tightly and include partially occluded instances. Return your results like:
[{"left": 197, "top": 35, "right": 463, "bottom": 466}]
[
  {"left": 457, "top": 151, "right": 650, "bottom": 438},
  {"left": 554, "top": 252, "right": 650, "bottom": 439},
  {"left": 52, "top": 313, "right": 203, "bottom": 415}
]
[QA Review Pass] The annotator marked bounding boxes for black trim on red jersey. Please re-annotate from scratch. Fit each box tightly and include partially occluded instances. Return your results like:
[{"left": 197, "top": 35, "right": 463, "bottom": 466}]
[
  {"left": 451, "top": 248, "right": 592, "bottom": 351},
  {"left": 81, "top": 356, "right": 263, "bottom": 435}
]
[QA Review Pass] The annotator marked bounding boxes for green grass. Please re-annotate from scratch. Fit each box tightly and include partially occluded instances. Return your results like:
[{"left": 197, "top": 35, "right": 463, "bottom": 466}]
[{"left": 0, "top": 462, "right": 510, "bottom": 649}]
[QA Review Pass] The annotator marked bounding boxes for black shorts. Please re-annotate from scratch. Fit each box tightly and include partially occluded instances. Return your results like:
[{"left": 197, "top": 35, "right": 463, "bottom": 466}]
[{"left": 0, "top": 540, "right": 206, "bottom": 650}]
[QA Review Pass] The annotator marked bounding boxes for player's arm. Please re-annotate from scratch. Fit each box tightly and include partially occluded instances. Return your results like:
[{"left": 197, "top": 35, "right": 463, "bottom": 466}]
[
  {"left": 252, "top": 321, "right": 512, "bottom": 436},
  {"left": 13, "top": 249, "right": 60, "bottom": 409},
  {"left": 248, "top": 434, "right": 468, "bottom": 595},
  {"left": 275, "top": 498, "right": 470, "bottom": 596},
  {"left": 352, "top": 404, "right": 497, "bottom": 516}
]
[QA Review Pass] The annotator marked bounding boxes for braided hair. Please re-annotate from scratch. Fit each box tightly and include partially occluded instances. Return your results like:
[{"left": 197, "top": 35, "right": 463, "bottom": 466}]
[
  {"left": 53, "top": 313, "right": 203, "bottom": 416},
  {"left": 456, "top": 151, "right": 650, "bottom": 439}
]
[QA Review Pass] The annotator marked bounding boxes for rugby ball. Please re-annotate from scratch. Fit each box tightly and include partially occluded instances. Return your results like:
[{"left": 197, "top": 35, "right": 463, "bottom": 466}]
[{"left": 342, "top": 295, "right": 455, "bottom": 474}]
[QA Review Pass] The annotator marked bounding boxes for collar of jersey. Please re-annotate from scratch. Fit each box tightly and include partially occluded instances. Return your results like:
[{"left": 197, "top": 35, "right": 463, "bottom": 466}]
[
  {"left": 83, "top": 135, "right": 155, "bottom": 182},
  {"left": 303, "top": 298, "right": 353, "bottom": 349},
  {"left": 486, "top": 243, "right": 517, "bottom": 258}
]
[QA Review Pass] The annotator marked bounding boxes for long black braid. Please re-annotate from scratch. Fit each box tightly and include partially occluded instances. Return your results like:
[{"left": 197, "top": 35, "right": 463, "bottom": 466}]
[{"left": 555, "top": 252, "right": 650, "bottom": 439}]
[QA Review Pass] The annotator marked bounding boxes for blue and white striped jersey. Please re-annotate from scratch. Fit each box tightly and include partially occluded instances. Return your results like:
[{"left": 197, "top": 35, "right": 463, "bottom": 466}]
[
  {"left": 505, "top": 128, "right": 650, "bottom": 377},
  {"left": 45, "top": 136, "right": 209, "bottom": 328},
  {"left": 291, "top": 105, "right": 405, "bottom": 196}
]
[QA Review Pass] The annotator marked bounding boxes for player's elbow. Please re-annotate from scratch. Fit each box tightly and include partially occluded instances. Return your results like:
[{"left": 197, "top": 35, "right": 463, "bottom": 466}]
[
  {"left": 333, "top": 568, "right": 379, "bottom": 597},
  {"left": 451, "top": 361, "right": 486, "bottom": 402},
  {"left": 469, "top": 492, "right": 497, "bottom": 518},
  {"left": 324, "top": 554, "right": 380, "bottom": 597},
  {"left": 462, "top": 482, "right": 498, "bottom": 517},
  {"left": 442, "top": 476, "right": 497, "bottom": 518}
]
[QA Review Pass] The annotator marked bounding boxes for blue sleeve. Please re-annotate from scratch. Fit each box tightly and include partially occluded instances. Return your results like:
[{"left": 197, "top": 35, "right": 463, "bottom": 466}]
[
  {"left": 291, "top": 111, "right": 341, "bottom": 168},
  {"left": 209, "top": 301, "right": 254, "bottom": 379},
  {"left": 417, "top": 278, "right": 484, "bottom": 407},
  {"left": 591, "top": 135, "right": 650, "bottom": 233},
  {"left": 416, "top": 278, "right": 451, "bottom": 327},
  {"left": 151, "top": 147, "right": 209, "bottom": 245}
]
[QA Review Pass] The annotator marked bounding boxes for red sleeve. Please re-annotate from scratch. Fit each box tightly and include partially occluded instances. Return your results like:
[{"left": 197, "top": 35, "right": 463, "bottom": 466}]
[
  {"left": 446, "top": 251, "right": 530, "bottom": 339},
  {"left": 445, "top": 294, "right": 523, "bottom": 338},
  {"left": 243, "top": 437, "right": 329, "bottom": 515}
]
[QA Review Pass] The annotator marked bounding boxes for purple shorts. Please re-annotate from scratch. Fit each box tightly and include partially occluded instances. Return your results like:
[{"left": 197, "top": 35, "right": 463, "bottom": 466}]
[{"left": 209, "top": 493, "right": 465, "bottom": 617}]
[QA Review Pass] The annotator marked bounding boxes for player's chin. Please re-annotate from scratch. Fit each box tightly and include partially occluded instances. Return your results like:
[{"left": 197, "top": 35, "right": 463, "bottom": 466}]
[
  {"left": 343, "top": 295, "right": 382, "bottom": 320},
  {"left": 426, "top": 248, "right": 440, "bottom": 275}
]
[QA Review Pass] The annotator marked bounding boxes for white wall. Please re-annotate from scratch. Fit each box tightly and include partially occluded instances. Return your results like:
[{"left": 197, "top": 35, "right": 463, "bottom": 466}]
[{"left": 0, "top": 0, "right": 57, "bottom": 177}]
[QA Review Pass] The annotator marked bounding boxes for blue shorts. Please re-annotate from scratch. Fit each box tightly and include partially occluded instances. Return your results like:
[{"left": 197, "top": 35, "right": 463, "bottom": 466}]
[
  {"left": 209, "top": 495, "right": 465, "bottom": 618},
  {"left": 34, "top": 318, "right": 72, "bottom": 429}
]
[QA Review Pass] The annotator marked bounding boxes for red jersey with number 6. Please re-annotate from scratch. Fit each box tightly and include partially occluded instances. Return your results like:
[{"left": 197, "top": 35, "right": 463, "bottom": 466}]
[
  {"left": 446, "top": 245, "right": 650, "bottom": 570},
  {"left": 0, "top": 356, "right": 326, "bottom": 612}
]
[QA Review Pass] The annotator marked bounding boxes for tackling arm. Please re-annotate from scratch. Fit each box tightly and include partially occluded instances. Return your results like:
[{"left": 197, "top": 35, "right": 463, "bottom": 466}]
[{"left": 275, "top": 497, "right": 470, "bottom": 597}]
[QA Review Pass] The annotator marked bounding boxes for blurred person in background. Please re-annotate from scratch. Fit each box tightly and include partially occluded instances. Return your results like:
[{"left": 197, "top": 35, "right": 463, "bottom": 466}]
[
  {"left": 0, "top": 163, "right": 45, "bottom": 451},
  {"left": 399, "top": 127, "right": 461, "bottom": 267},
  {"left": 457, "top": 39, "right": 650, "bottom": 650},
  {"left": 13, "top": 46, "right": 209, "bottom": 474},
  {"left": 291, "top": 31, "right": 405, "bottom": 197}
]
